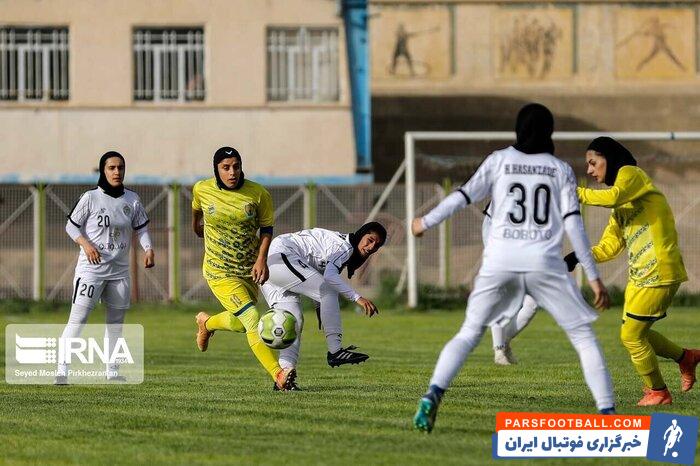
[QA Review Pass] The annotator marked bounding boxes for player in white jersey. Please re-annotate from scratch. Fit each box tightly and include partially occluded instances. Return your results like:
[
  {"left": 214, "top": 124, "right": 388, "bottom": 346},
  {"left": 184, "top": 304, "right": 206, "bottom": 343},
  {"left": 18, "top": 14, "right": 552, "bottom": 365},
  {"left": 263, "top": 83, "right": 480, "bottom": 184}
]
[
  {"left": 482, "top": 202, "right": 539, "bottom": 365},
  {"left": 55, "top": 151, "right": 155, "bottom": 384},
  {"left": 411, "top": 104, "right": 615, "bottom": 433},
  {"left": 261, "top": 222, "right": 386, "bottom": 388}
]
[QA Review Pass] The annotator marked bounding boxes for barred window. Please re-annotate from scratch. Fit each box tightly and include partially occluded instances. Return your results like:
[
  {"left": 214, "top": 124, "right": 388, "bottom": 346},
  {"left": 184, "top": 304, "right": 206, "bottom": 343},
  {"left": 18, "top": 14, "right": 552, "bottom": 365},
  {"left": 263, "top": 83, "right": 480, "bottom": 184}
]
[
  {"left": 0, "top": 27, "right": 69, "bottom": 101},
  {"left": 133, "top": 28, "right": 205, "bottom": 102},
  {"left": 267, "top": 27, "right": 339, "bottom": 102}
]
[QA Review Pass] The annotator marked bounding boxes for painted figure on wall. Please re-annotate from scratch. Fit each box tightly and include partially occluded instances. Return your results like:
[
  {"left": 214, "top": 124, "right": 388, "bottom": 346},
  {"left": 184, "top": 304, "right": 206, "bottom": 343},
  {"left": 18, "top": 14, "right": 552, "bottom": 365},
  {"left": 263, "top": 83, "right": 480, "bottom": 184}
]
[
  {"left": 500, "top": 16, "right": 562, "bottom": 79},
  {"left": 617, "top": 17, "right": 685, "bottom": 72},
  {"left": 389, "top": 23, "right": 440, "bottom": 77}
]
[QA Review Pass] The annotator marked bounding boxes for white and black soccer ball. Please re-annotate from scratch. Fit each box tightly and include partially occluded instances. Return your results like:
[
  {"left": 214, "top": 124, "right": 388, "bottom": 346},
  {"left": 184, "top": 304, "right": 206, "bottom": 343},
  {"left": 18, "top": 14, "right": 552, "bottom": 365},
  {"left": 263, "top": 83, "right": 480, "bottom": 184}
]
[{"left": 257, "top": 309, "right": 298, "bottom": 349}]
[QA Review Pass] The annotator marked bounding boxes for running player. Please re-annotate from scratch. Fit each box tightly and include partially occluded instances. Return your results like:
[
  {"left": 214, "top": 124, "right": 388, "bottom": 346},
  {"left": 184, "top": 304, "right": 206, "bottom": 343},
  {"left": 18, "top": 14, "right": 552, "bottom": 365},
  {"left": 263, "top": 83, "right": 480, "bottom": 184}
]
[
  {"left": 261, "top": 223, "right": 386, "bottom": 389},
  {"left": 411, "top": 103, "right": 616, "bottom": 433},
  {"left": 566, "top": 136, "right": 700, "bottom": 406},
  {"left": 56, "top": 151, "right": 155, "bottom": 384},
  {"left": 192, "top": 146, "right": 296, "bottom": 390}
]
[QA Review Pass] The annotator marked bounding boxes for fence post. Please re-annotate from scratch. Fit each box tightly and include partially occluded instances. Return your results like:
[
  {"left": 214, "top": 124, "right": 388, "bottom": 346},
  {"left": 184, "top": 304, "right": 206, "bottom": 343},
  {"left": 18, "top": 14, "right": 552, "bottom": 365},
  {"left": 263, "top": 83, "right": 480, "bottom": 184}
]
[
  {"left": 303, "top": 182, "right": 317, "bottom": 229},
  {"left": 168, "top": 184, "right": 181, "bottom": 302},
  {"left": 32, "top": 183, "right": 46, "bottom": 301},
  {"left": 439, "top": 178, "right": 452, "bottom": 288}
]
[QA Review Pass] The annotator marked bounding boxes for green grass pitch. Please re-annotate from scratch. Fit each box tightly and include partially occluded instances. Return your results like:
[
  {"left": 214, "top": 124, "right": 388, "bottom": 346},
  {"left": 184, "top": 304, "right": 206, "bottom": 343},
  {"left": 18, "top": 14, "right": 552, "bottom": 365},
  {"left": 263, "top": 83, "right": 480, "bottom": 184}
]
[{"left": 1, "top": 303, "right": 698, "bottom": 465}]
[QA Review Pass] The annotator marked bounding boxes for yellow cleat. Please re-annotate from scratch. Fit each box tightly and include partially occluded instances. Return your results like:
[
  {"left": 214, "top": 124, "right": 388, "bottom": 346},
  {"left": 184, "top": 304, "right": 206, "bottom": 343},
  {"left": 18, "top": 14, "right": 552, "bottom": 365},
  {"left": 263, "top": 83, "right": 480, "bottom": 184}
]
[{"left": 195, "top": 312, "right": 214, "bottom": 352}]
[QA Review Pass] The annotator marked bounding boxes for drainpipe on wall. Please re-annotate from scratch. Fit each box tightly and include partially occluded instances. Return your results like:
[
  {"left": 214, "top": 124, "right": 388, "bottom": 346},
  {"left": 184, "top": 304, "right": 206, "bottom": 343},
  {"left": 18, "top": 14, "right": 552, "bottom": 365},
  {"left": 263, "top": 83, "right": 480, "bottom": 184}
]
[{"left": 340, "top": 0, "right": 371, "bottom": 173}]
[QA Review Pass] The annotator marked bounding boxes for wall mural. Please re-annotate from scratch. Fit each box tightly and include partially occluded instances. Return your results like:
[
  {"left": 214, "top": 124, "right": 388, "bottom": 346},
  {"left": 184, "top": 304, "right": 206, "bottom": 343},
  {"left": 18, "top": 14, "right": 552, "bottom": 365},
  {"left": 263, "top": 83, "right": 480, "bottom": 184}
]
[
  {"left": 371, "top": 6, "right": 451, "bottom": 80},
  {"left": 615, "top": 7, "right": 695, "bottom": 79},
  {"left": 495, "top": 7, "right": 574, "bottom": 80}
]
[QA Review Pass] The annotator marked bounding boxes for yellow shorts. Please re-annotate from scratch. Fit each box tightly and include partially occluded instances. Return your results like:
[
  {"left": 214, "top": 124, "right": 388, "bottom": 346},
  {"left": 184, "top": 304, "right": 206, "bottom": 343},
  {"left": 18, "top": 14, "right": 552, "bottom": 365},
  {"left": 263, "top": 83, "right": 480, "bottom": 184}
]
[
  {"left": 623, "top": 282, "right": 680, "bottom": 323},
  {"left": 207, "top": 276, "right": 258, "bottom": 315}
]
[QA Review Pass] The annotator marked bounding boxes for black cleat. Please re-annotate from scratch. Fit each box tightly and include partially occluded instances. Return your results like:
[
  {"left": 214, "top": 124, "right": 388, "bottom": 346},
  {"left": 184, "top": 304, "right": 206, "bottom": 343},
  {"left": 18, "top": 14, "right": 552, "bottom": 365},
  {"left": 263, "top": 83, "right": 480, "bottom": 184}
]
[
  {"left": 273, "top": 381, "right": 302, "bottom": 391},
  {"left": 54, "top": 375, "right": 69, "bottom": 386},
  {"left": 327, "top": 345, "right": 369, "bottom": 367}
]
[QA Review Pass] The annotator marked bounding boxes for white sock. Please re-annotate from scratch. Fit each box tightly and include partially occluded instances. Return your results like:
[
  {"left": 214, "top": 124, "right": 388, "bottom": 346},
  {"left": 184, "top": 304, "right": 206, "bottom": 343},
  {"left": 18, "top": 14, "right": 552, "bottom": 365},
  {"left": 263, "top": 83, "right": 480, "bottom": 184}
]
[
  {"left": 491, "top": 324, "right": 507, "bottom": 349},
  {"left": 276, "top": 302, "right": 303, "bottom": 369},
  {"left": 57, "top": 303, "right": 92, "bottom": 377},
  {"left": 566, "top": 323, "right": 615, "bottom": 410},
  {"left": 512, "top": 295, "right": 538, "bottom": 337},
  {"left": 429, "top": 322, "right": 484, "bottom": 389},
  {"left": 105, "top": 307, "right": 127, "bottom": 378}
]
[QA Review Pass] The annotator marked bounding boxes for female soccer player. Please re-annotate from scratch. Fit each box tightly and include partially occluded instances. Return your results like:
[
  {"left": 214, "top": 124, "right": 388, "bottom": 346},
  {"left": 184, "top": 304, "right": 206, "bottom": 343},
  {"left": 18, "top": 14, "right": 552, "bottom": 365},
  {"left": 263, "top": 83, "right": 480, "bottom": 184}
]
[
  {"left": 260, "top": 223, "right": 386, "bottom": 388},
  {"left": 567, "top": 136, "right": 699, "bottom": 406},
  {"left": 56, "top": 151, "right": 155, "bottom": 384},
  {"left": 192, "top": 146, "right": 296, "bottom": 391}
]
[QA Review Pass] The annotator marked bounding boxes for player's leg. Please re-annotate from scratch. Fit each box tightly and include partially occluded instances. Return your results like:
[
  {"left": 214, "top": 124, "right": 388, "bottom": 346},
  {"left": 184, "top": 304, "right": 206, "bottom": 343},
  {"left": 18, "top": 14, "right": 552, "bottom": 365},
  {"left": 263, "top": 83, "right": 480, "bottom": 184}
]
[
  {"left": 56, "top": 276, "right": 106, "bottom": 383},
  {"left": 261, "top": 277, "right": 304, "bottom": 372},
  {"left": 101, "top": 278, "right": 130, "bottom": 381},
  {"left": 414, "top": 272, "right": 525, "bottom": 433},
  {"left": 206, "top": 277, "right": 295, "bottom": 389},
  {"left": 195, "top": 278, "right": 247, "bottom": 351},
  {"left": 526, "top": 272, "right": 615, "bottom": 412},
  {"left": 508, "top": 294, "right": 538, "bottom": 340},
  {"left": 490, "top": 318, "right": 516, "bottom": 366}
]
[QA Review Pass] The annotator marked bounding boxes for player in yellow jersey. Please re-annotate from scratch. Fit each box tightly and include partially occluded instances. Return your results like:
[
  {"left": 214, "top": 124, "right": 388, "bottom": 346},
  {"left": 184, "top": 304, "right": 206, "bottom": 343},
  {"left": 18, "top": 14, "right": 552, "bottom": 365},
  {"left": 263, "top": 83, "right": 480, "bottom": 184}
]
[
  {"left": 565, "top": 137, "right": 699, "bottom": 406},
  {"left": 191, "top": 146, "right": 296, "bottom": 390}
]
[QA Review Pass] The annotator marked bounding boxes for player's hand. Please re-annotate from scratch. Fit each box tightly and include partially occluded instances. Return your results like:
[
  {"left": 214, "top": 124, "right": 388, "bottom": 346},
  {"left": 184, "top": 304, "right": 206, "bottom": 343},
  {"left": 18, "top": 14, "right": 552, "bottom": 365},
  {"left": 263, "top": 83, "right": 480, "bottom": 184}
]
[
  {"left": 82, "top": 242, "right": 101, "bottom": 264},
  {"left": 252, "top": 258, "right": 269, "bottom": 285},
  {"left": 589, "top": 278, "right": 610, "bottom": 311},
  {"left": 411, "top": 217, "right": 426, "bottom": 237},
  {"left": 144, "top": 249, "right": 155, "bottom": 268},
  {"left": 356, "top": 297, "right": 379, "bottom": 317},
  {"left": 563, "top": 252, "right": 579, "bottom": 272}
]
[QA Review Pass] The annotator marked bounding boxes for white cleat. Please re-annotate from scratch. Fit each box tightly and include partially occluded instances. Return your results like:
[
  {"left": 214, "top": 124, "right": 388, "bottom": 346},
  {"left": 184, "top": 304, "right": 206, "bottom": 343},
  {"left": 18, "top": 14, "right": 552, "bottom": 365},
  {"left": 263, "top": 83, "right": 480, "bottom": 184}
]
[{"left": 494, "top": 345, "right": 518, "bottom": 366}]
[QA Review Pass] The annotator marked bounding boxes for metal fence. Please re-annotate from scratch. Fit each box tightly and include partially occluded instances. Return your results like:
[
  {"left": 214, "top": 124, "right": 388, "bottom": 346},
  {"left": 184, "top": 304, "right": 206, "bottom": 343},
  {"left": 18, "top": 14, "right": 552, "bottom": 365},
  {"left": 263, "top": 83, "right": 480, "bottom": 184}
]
[{"left": 1, "top": 181, "right": 699, "bottom": 303}]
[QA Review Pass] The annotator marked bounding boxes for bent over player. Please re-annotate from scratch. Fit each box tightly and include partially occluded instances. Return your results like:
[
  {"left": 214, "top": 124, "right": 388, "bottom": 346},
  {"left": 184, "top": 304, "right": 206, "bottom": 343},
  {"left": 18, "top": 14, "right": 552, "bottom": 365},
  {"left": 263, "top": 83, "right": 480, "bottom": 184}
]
[
  {"left": 261, "top": 223, "right": 386, "bottom": 389},
  {"left": 56, "top": 151, "right": 155, "bottom": 384},
  {"left": 192, "top": 146, "right": 296, "bottom": 390},
  {"left": 411, "top": 104, "right": 616, "bottom": 433},
  {"left": 567, "top": 137, "right": 699, "bottom": 406}
]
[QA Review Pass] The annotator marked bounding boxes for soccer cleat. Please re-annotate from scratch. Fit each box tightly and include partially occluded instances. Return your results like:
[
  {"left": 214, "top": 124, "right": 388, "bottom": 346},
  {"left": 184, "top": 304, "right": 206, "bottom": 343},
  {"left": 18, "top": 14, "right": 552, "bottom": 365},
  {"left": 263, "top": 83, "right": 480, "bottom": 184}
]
[
  {"left": 637, "top": 387, "right": 672, "bottom": 406},
  {"left": 413, "top": 397, "right": 438, "bottom": 433},
  {"left": 494, "top": 345, "right": 517, "bottom": 366},
  {"left": 678, "top": 348, "right": 700, "bottom": 392},
  {"left": 327, "top": 345, "right": 369, "bottom": 367},
  {"left": 54, "top": 375, "right": 68, "bottom": 386},
  {"left": 195, "top": 311, "right": 214, "bottom": 352},
  {"left": 273, "top": 381, "right": 302, "bottom": 391},
  {"left": 599, "top": 407, "right": 616, "bottom": 415},
  {"left": 274, "top": 367, "right": 297, "bottom": 391}
]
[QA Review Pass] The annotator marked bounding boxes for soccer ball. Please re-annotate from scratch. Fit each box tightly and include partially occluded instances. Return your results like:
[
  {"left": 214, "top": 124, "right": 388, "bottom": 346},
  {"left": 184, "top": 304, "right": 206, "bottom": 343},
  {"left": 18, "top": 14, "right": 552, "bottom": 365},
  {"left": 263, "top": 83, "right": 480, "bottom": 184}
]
[{"left": 258, "top": 309, "right": 297, "bottom": 349}]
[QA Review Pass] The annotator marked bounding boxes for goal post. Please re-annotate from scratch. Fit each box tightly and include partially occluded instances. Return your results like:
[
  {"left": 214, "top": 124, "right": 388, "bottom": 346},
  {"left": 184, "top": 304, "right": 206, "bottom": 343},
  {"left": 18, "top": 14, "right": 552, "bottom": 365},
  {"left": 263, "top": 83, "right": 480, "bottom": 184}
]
[{"left": 404, "top": 131, "right": 700, "bottom": 308}]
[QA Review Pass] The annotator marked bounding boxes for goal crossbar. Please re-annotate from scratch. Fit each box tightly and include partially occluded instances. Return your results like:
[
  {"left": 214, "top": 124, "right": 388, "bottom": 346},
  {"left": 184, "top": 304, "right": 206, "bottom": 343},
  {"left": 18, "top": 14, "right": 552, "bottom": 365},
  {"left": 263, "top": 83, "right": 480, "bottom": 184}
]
[{"left": 404, "top": 130, "right": 700, "bottom": 308}]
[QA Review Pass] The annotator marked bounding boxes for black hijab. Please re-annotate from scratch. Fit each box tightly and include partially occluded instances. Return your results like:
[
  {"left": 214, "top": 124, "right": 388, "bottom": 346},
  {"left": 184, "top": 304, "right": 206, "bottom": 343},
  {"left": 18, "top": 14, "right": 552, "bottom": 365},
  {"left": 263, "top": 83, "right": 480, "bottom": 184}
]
[
  {"left": 345, "top": 222, "right": 388, "bottom": 279},
  {"left": 97, "top": 151, "right": 125, "bottom": 198},
  {"left": 587, "top": 137, "right": 637, "bottom": 186},
  {"left": 513, "top": 103, "right": 555, "bottom": 155},
  {"left": 213, "top": 146, "right": 245, "bottom": 190}
]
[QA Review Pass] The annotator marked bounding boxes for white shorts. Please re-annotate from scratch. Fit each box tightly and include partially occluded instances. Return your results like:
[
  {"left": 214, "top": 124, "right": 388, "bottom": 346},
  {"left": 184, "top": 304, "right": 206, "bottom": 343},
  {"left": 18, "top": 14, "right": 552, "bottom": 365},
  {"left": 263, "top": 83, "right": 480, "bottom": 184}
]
[
  {"left": 466, "top": 271, "right": 597, "bottom": 331},
  {"left": 71, "top": 275, "right": 130, "bottom": 310},
  {"left": 261, "top": 252, "right": 326, "bottom": 307}
]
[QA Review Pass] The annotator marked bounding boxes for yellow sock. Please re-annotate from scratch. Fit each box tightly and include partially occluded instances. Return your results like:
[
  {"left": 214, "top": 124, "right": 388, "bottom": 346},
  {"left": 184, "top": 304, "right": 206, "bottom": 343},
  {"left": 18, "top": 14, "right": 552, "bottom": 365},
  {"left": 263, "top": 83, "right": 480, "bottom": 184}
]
[
  {"left": 621, "top": 318, "right": 666, "bottom": 389},
  {"left": 205, "top": 310, "right": 246, "bottom": 333},
  {"left": 237, "top": 307, "right": 281, "bottom": 380},
  {"left": 648, "top": 330, "right": 684, "bottom": 361},
  {"left": 246, "top": 330, "right": 282, "bottom": 379}
]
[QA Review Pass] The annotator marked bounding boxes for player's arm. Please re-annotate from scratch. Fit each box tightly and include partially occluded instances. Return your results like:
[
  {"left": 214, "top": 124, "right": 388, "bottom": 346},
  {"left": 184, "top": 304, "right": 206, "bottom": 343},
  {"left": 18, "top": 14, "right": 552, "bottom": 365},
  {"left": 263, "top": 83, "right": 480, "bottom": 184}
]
[
  {"left": 132, "top": 199, "right": 155, "bottom": 268},
  {"left": 191, "top": 209, "right": 204, "bottom": 238},
  {"left": 577, "top": 166, "right": 648, "bottom": 208},
  {"left": 561, "top": 165, "right": 609, "bottom": 310},
  {"left": 324, "top": 251, "right": 378, "bottom": 317},
  {"left": 591, "top": 215, "right": 625, "bottom": 263},
  {"left": 252, "top": 188, "right": 274, "bottom": 285},
  {"left": 413, "top": 155, "right": 494, "bottom": 237},
  {"left": 65, "top": 193, "right": 101, "bottom": 264}
]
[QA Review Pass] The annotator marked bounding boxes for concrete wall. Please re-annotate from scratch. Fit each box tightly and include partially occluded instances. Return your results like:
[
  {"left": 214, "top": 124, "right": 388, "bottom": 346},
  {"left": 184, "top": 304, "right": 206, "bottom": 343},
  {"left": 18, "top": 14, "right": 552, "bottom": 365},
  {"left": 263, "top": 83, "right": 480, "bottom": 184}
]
[{"left": 0, "top": 0, "right": 357, "bottom": 182}]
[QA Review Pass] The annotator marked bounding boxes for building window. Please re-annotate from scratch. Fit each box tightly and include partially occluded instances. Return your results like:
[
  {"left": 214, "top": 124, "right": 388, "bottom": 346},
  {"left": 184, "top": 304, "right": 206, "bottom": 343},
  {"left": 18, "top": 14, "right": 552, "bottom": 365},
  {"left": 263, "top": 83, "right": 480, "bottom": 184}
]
[
  {"left": 0, "top": 27, "right": 69, "bottom": 101},
  {"left": 267, "top": 27, "right": 339, "bottom": 102},
  {"left": 133, "top": 28, "right": 205, "bottom": 102}
]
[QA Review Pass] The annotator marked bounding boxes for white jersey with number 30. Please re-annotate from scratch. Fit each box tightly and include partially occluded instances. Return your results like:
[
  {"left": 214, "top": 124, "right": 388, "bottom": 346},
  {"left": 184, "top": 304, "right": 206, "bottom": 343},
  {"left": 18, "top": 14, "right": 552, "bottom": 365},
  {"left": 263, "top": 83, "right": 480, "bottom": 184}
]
[
  {"left": 423, "top": 146, "right": 596, "bottom": 277},
  {"left": 69, "top": 188, "right": 149, "bottom": 279}
]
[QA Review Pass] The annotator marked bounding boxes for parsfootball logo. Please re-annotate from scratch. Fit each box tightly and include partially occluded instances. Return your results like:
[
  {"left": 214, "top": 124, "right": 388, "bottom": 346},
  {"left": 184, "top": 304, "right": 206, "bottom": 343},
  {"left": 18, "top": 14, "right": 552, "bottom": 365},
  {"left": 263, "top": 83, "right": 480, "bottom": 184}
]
[{"left": 15, "top": 334, "right": 134, "bottom": 365}]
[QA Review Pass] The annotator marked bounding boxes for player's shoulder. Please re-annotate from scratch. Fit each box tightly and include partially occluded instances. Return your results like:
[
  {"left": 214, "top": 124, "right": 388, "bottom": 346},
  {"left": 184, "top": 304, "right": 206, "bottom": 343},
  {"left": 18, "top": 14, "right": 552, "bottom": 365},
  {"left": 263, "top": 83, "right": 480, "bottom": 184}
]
[
  {"left": 123, "top": 188, "right": 143, "bottom": 204},
  {"left": 79, "top": 187, "right": 100, "bottom": 201},
  {"left": 192, "top": 177, "right": 216, "bottom": 193},
  {"left": 618, "top": 165, "right": 647, "bottom": 180},
  {"left": 242, "top": 179, "right": 270, "bottom": 196}
]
